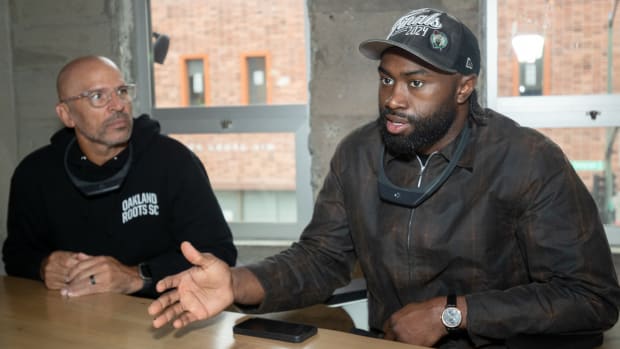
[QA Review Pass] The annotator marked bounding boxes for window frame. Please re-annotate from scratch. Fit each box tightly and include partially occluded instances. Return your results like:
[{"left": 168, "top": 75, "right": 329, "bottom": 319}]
[
  {"left": 180, "top": 54, "right": 210, "bottom": 107},
  {"left": 132, "top": 0, "right": 313, "bottom": 242},
  {"left": 241, "top": 52, "right": 272, "bottom": 105},
  {"left": 485, "top": 0, "right": 620, "bottom": 245}
]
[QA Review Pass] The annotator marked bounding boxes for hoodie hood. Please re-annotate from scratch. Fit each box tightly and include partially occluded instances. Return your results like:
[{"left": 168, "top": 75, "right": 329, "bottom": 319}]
[
  {"left": 127, "top": 114, "right": 161, "bottom": 160},
  {"left": 50, "top": 114, "right": 161, "bottom": 162},
  {"left": 51, "top": 114, "right": 161, "bottom": 192}
]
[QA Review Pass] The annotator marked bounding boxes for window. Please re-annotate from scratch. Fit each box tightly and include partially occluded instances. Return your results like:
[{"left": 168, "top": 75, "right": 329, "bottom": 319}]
[
  {"left": 487, "top": 0, "right": 620, "bottom": 245},
  {"left": 171, "top": 132, "right": 297, "bottom": 223},
  {"left": 510, "top": 33, "right": 547, "bottom": 96},
  {"left": 242, "top": 54, "right": 270, "bottom": 105},
  {"left": 134, "top": 0, "right": 311, "bottom": 241},
  {"left": 181, "top": 55, "right": 209, "bottom": 106}
]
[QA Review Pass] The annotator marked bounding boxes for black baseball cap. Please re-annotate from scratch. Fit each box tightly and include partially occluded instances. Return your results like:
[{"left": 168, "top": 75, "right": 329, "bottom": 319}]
[{"left": 359, "top": 8, "right": 480, "bottom": 75}]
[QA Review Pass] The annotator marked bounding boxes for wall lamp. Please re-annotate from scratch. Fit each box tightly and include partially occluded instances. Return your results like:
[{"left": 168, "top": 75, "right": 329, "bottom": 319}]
[
  {"left": 152, "top": 32, "right": 170, "bottom": 64},
  {"left": 511, "top": 34, "right": 545, "bottom": 63}
]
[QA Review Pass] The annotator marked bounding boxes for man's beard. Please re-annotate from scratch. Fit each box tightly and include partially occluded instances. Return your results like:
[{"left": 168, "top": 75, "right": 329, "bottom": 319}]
[
  {"left": 378, "top": 102, "right": 456, "bottom": 157},
  {"left": 84, "top": 111, "right": 133, "bottom": 147}
]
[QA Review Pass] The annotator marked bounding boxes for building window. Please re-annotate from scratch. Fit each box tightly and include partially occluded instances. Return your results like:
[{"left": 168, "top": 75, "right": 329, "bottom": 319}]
[
  {"left": 181, "top": 56, "right": 209, "bottom": 106},
  {"left": 216, "top": 190, "right": 297, "bottom": 223},
  {"left": 517, "top": 59, "right": 542, "bottom": 96},
  {"left": 242, "top": 54, "right": 270, "bottom": 105},
  {"left": 510, "top": 34, "right": 547, "bottom": 96},
  {"left": 170, "top": 131, "right": 297, "bottom": 225}
]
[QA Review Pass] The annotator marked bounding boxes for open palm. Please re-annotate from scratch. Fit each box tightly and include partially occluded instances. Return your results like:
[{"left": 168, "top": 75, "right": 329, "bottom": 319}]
[{"left": 148, "top": 241, "right": 234, "bottom": 328}]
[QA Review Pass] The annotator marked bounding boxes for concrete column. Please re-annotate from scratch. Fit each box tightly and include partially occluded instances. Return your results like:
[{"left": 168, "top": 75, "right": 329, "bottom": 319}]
[{"left": 0, "top": 0, "right": 16, "bottom": 274}]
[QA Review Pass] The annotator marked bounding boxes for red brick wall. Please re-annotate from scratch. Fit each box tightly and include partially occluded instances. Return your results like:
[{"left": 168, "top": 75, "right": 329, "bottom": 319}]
[
  {"left": 151, "top": 0, "right": 307, "bottom": 107},
  {"left": 497, "top": 0, "right": 620, "bottom": 197},
  {"left": 171, "top": 133, "right": 296, "bottom": 190}
]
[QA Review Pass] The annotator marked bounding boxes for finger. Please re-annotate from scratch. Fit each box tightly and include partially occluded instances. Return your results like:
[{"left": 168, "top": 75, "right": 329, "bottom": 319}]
[
  {"left": 181, "top": 242, "right": 222, "bottom": 275},
  {"left": 75, "top": 252, "right": 93, "bottom": 261},
  {"left": 42, "top": 267, "right": 68, "bottom": 283},
  {"left": 148, "top": 290, "right": 179, "bottom": 316},
  {"left": 173, "top": 312, "right": 200, "bottom": 329},
  {"left": 66, "top": 256, "right": 105, "bottom": 283},
  {"left": 155, "top": 273, "right": 182, "bottom": 293},
  {"left": 61, "top": 277, "right": 99, "bottom": 298},
  {"left": 64, "top": 253, "right": 81, "bottom": 267},
  {"left": 382, "top": 321, "right": 395, "bottom": 341},
  {"left": 152, "top": 301, "right": 185, "bottom": 328},
  {"left": 44, "top": 273, "right": 69, "bottom": 290},
  {"left": 180, "top": 241, "right": 204, "bottom": 265},
  {"left": 44, "top": 257, "right": 73, "bottom": 277},
  {"left": 66, "top": 264, "right": 97, "bottom": 285}
]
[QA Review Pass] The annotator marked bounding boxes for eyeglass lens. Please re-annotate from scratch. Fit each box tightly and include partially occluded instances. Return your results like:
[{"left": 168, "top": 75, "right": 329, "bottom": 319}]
[{"left": 88, "top": 85, "right": 136, "bottom": 108}]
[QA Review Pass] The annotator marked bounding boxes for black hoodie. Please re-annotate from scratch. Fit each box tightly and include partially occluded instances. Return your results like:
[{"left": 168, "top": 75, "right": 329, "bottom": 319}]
[{"left": 3, "top": 114, "right": 237, "bottom": 298}]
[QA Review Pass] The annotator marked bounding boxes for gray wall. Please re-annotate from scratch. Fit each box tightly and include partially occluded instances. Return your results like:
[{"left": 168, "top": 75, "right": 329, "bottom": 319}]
[{"left": 0, "top": 0, "right": 483, "bottom": 273}]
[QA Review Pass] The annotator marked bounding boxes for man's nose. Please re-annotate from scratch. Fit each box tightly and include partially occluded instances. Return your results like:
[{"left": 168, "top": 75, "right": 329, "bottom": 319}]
[{"left": 384, "top": 85, "right": 408, "bottom": 110}]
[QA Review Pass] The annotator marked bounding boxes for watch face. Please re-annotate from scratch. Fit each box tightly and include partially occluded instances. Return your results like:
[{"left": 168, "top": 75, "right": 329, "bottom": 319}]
[{"left": 441, "top": 307, "right": 462, "bottom": 328}]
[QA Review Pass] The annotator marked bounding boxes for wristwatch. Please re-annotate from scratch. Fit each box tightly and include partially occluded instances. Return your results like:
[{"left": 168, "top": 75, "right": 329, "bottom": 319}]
[
  {"left": 441, "top": 294, "right": 462, "bottom": 332},
  {"left": 138, "top": 262, "right": 153, "bottom": 290}
]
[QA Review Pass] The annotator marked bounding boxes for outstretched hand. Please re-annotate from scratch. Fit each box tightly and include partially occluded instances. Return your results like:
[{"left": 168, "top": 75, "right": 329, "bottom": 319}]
[{"left": 148, "top": 241, "right": 234, "bottom": 329}]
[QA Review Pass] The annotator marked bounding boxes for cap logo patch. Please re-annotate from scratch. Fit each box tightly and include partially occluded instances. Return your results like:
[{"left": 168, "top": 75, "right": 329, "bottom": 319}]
[
  {"left": 430, "top": 30, "right": 448, "bottom": 51},
  {"left": 387, "top": 10, "right": 443, "bottom": 39},
  {"left": 465, "top": 57, "right": 474, "bottom": 70}
]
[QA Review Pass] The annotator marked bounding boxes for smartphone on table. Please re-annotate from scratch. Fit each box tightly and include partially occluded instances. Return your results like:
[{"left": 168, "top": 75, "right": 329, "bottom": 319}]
[{"left": 233, "top": 317, "right": 318, "bottom": 343}]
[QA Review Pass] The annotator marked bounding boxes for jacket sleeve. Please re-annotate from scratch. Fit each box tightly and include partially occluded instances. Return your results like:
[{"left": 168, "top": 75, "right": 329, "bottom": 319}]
[
  {"left": 139, "top": 150, "right": 237, "bottom": 298},
  {"left": 465, "top": 141, "right": 620, "bottom": 345},
  {"left": 2, "top": 164, "right": 52, "bottom": 280},
  {"left": 243, "top": 142, "right": 357, "bottom": 313}
]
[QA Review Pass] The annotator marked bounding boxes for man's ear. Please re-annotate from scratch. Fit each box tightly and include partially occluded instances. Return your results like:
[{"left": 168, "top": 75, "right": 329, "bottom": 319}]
[
  {"left": 55, "top": 103, "right": 75, "bottom": 128},
  {"left": 456, "top": 75, "right": 477, "bottom": 105}
]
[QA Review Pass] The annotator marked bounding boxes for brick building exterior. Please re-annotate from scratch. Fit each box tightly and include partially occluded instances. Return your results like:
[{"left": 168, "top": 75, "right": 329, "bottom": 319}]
[
  {"left": 497, "top": 0, "right": 620, "bottom": 223},
  {"left": 150, "top": 0, "right": 619, "bottom": 223},
  {"left": 151, "top": 0, "right": 307, "bottom": 107}
]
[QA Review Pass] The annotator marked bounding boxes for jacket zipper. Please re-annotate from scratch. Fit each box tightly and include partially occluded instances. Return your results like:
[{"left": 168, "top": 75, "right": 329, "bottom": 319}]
[{"left": 407, "top": 153, "right": 436, "bottom": 283}]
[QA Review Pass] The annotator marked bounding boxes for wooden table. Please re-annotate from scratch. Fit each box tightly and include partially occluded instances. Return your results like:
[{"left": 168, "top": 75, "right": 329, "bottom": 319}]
[{"left": 0, "top": 276, "right": 421, "bottom": 349}]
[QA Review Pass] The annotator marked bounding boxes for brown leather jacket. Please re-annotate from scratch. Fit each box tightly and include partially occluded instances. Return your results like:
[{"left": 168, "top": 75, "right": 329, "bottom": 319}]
[{"left": 247, "top": 109, "right": 620, "bottom": 348}]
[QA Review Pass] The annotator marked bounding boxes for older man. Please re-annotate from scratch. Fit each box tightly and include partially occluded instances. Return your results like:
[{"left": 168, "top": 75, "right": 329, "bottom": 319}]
[{"left": 3, "top": 56, "right": 236, "bottom": 298}]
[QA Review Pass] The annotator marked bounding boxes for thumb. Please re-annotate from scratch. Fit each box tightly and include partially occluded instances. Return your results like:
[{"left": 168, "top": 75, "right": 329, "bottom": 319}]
[
  {"left": 180, "top": 241, "right": 206, "bottom": 266},
  {"left": 75, "top": 252, "right": 93, "bottom": 261}
]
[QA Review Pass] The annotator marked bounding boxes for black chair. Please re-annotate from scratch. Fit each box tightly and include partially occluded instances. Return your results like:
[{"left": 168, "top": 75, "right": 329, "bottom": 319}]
[{"left": 324, "top": 278, "right": 368, "bottom": 330}]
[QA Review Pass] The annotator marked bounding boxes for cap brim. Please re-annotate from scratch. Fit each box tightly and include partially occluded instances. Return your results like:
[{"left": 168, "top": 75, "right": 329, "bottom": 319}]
[{"left": 358, "top": 39, "right": 457, "bottom": 73}]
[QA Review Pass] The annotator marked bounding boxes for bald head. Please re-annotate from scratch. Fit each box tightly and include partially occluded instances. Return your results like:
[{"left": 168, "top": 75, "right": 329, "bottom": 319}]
[{"left": 56, "top": 56, "right": 122, "bottom": 101}]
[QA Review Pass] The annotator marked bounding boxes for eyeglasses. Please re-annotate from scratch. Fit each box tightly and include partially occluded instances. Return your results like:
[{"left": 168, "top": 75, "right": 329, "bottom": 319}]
[{"left": 60, "top": 84, "right": 136, "bottom": 108}]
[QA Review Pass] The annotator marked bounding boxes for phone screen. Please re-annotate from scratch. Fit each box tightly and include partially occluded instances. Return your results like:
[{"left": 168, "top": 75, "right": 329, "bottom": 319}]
[{"left": 233, "top": 317, "right": 318, "bottom": 343}]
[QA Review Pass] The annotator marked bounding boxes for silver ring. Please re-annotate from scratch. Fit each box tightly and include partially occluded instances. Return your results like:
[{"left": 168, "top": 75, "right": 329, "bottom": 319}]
[{"left": 89, "top": 274, "right": 96, "bottom": 285}]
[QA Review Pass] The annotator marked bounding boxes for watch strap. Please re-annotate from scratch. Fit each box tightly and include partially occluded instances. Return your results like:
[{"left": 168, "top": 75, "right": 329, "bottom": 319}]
[
  {"left": 138, "top": 262, "right": 153, "bottom": 293},
  {"left": 446, "top": 294, "right": 457, "bottom": 308}
]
